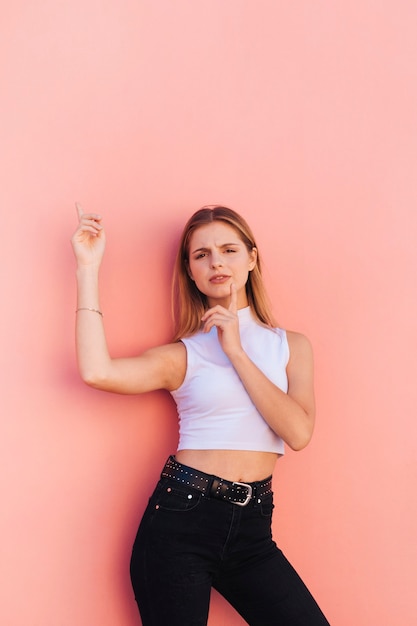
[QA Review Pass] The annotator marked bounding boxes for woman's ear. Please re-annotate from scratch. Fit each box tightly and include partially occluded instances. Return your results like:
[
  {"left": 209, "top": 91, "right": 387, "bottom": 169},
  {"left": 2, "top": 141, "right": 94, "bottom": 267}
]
[{"left": 249, "top": 247, "right": 257, "bottom": 271}]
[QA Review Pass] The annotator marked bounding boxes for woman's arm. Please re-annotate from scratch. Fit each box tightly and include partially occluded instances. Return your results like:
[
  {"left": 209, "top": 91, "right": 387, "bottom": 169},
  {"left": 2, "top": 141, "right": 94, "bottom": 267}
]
[
  {"left": 201, "top": 286, "right": 315, "bottom": 451},
  {"left": 71, "top": 204, "right": 185, "bottom": 394},
  {"left": 228, "top": 331, "right": 315, "bottom": 451}
]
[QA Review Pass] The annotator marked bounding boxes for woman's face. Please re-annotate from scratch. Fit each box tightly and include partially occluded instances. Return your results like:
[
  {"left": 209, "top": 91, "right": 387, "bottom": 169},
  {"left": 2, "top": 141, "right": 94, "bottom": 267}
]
[{"left": 187, "top": 221, "right": 257, "bottom": 309}]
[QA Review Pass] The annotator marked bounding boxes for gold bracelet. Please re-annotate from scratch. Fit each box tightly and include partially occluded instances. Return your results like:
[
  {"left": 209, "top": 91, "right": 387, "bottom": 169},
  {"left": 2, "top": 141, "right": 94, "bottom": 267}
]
[{"left": 76, "top": 307, "right": 103, "bottom": 317}]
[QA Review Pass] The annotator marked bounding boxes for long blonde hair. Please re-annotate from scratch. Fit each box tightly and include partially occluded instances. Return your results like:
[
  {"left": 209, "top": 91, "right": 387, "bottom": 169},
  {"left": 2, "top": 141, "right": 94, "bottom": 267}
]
[{"left": 172, "top": 206, "right": 276, "bottom": 340}]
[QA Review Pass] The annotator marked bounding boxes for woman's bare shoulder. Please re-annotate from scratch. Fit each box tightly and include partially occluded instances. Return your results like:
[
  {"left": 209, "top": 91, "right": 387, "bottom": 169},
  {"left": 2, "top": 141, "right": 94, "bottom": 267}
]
[
  {"left": 285, "top": 330, "right": 313, "bottom": 351},
  {"left": 285, "top": 331, "right": 314, "bottom": 369},
  {"left": 143, "top": 341, "right": 187, "bottom": 391}
]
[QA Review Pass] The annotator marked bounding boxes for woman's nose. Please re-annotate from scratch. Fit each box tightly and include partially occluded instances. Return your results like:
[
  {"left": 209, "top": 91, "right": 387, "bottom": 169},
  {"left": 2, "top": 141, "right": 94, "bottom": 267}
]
[{"left": 211, "top": 256, "right": 223, "bottom": 268}]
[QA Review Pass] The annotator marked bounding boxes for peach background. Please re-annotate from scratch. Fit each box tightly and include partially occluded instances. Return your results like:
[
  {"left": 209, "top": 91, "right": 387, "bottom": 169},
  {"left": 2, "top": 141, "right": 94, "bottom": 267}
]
[{"left": 1, "top": 2, "right": 416, "bottom": 625}]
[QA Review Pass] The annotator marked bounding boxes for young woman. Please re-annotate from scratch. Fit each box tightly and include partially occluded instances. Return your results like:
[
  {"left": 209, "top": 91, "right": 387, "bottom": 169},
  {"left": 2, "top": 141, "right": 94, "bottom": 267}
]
[{"left": 72, "top": 204, "right": 330, "bottom": 626}]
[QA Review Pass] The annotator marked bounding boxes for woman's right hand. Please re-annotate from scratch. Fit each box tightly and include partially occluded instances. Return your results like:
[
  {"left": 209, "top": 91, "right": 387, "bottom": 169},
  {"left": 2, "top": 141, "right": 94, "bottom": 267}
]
[{"left": 71, "top": 202, "right": 106, "bottom": 267}]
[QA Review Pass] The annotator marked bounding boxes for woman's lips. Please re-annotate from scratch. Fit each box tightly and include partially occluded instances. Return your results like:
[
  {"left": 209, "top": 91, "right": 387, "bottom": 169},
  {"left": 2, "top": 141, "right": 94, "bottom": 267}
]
[{"left": 209, "top": 274, "right": 231, "bottom": 284}]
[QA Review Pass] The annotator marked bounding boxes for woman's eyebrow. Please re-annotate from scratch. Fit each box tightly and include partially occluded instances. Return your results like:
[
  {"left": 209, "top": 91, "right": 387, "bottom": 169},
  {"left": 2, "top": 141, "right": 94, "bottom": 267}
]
[
  {"left": 191, "top": 246, "right": 210, "bottom": 254},
  {"left": 191, "top": 242, "right": 240, "bottom": 254}
]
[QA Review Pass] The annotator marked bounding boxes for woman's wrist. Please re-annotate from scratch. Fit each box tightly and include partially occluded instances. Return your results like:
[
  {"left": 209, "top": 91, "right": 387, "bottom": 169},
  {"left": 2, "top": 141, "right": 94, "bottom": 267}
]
[
  {"left": 76, "top": 307, "right": 103, "bottom": 317},
  {"left": 76, "top": 262, "right": 101, "bottom": 277}
]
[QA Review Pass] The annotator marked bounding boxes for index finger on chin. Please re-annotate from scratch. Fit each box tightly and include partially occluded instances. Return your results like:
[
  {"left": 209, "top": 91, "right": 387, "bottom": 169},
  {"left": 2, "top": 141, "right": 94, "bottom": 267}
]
[{"left": 229, "top": 283, "right": 238, "bottom": 313}]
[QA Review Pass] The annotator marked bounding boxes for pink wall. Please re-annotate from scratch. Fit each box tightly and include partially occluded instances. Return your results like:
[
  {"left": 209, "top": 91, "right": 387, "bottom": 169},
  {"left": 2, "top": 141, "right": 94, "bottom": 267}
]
[{"left": 1, "top": 2, "right": 416, "bottom": 624}]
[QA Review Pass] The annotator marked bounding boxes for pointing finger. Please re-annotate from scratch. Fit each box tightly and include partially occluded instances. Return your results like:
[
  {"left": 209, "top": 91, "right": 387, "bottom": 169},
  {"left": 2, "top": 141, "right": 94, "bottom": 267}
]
[
  {"left": 75, "top": 202, "right": 102, "bottom": 224},
  {"left": 229, "top": 283, "right": 238, "bottom": 314},
  {"left": 75, "top": 202, "right": 84, "bottom": 220}
]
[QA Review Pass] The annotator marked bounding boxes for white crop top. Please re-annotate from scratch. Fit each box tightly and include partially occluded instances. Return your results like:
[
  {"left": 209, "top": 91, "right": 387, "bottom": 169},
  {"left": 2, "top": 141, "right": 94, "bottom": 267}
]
[{"left": 170, "top": 307, "right": 289, "bottom": 454}]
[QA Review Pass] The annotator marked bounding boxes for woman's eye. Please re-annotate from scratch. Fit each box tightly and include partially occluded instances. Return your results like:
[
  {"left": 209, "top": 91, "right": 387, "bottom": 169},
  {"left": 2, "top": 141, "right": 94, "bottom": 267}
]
[{"left": 226, "top": 249, "right": 236, "bottom": 253}]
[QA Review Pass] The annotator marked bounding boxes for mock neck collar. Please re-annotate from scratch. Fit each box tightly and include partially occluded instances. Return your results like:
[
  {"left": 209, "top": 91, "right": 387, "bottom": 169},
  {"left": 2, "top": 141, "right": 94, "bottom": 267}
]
[{"left": 237, "top": 306, "right": 253, "bottom": 325}]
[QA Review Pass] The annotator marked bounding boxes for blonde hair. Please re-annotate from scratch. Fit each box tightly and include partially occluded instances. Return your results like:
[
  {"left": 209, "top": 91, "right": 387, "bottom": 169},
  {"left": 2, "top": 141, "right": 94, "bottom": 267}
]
[{"left": 172, "top": 206, "right": 276, "bottom": 340}]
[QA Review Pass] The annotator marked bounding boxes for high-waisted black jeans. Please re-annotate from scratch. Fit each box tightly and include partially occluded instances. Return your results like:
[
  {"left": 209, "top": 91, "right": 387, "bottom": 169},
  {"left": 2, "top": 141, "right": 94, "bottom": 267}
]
[{"left": 130, "top": 463, "right": 330, "bottom": 626}]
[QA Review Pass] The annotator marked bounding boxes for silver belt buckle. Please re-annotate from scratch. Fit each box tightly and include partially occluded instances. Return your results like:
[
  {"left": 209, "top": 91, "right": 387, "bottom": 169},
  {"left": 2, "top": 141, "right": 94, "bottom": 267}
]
[{"left": 232, "top": 481, "right": 253, "bottom": 506}]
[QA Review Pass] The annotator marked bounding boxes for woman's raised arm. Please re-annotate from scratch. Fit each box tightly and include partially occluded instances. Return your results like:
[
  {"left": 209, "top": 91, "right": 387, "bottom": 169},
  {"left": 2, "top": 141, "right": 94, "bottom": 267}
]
[{"left": 71, "top": 204, "right": 185, "bottom": 394}]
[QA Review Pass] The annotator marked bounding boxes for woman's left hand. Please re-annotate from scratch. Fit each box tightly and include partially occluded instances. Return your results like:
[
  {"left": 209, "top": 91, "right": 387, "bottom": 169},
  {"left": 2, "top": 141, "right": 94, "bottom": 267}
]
[{"left": 201, "top": 284, "right": 243, "bottom": 358}]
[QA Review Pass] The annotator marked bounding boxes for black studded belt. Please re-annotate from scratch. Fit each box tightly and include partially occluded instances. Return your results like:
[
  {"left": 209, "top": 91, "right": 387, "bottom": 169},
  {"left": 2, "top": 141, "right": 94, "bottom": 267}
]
[{"left": 161, "top": 456, "right": 272, "bottom": 507}]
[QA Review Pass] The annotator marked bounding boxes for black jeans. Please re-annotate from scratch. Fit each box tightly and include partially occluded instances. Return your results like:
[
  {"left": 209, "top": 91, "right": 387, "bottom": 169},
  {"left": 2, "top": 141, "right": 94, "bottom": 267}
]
[{"left": 130, "top": 463, "right": 330, "bottom": 626}]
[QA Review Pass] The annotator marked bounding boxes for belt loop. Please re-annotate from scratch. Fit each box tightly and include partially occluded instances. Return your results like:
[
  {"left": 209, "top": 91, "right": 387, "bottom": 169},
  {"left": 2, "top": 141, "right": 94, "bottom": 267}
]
[{"left": 210, "top": 477, "right": 221, "bottom": 497}]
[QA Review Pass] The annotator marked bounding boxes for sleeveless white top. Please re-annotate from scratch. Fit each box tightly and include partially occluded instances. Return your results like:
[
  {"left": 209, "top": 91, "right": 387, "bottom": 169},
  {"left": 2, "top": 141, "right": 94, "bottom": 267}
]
[{"left": 170, "top": 307, "right": 288, "bottom": 454}]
